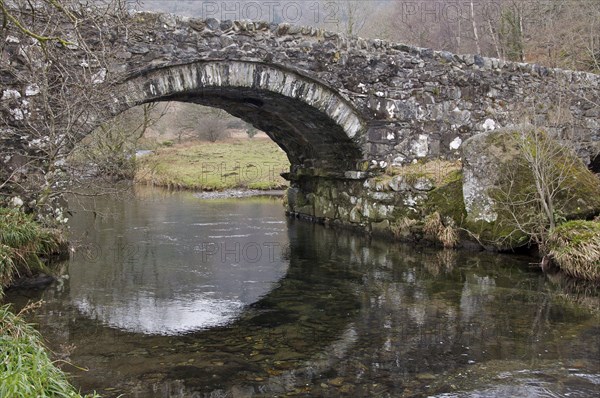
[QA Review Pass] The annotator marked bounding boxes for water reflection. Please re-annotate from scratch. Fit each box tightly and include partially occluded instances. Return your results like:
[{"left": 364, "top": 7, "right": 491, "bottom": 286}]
[
  {"left": 66, "top": 187, "right": 289, "bottom": 335},
  {"left": 7, "top": 188, "right": 599, "bottom": 397}
]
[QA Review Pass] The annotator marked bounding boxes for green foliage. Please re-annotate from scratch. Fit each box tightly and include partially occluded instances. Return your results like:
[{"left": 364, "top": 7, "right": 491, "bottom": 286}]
[
  {"left": 0, "top": 245, "right": 16, "bottom": 292},
  {"left": 548, "top": 220, "right": 600, "bottom": 281},
  {"left": 0, "top": 305, "right": 98, "bottom": 398},
  {"left": 0, "top": 208, "right": 63, "bottom": 291}
]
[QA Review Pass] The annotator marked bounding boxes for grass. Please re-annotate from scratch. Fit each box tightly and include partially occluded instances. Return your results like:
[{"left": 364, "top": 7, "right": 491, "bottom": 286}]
[
  {"left": 548, "top": 220, "right": 600, "bottom": 281},
  {"left": 0, "top": 209, "right": 92, "bottom": 397},
  {"left": 0, "top": 208, "right": 65, "bottom": 295},
  {"left": 135, "top": 138, "right": 290, "bottom": 191},
  {"left": 423, "top": 212, "right": 459, "bottom": 248},
  {"left": 384, "top": 159, "right": 462, "bottom": 185},
  {"left": 0, "top": 304, "right": 98, "bottom": 398}
]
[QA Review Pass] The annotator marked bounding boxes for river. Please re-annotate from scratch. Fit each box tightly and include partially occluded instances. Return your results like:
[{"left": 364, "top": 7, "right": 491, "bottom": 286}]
[{"left": 7, "top": 186, "right": 599, "bottom": 397}]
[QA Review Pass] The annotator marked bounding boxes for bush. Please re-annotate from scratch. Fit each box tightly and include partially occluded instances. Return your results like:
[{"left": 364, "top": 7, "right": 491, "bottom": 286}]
[
  {"left": 547, "top": 220, "right": 600, "bottom": 281},
  {"left": 423, "top": 212, "right": 458, "bottom": 248}
]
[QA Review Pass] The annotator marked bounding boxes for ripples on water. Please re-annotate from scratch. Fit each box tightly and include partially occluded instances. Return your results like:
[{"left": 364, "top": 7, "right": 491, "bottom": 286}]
[{"left": 7, "top": 187, "right": 600, "bottom": 397}]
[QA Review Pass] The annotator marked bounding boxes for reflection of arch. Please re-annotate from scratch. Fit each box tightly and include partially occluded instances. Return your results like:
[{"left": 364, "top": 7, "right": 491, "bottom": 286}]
[
  {"left": 44, "top": 211, "right": 362, "bottom": 396},
  {"left": 114, "top": 61, "right": 365, "bottom": 173}
]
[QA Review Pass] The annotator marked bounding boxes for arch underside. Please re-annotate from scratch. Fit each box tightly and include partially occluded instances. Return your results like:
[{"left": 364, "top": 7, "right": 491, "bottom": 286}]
[
  {"left": 120, "top": 61, "right": 365, "bottom": 175},
  {"left": 164, "top": 87, "right": 362, "bottom": 173}
]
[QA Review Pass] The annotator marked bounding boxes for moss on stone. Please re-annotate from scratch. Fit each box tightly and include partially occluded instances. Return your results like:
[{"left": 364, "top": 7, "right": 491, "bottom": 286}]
[
  {"left": 425, "top": 170, "right": 467, "bottom": 225},
  {"left": 385, "top": 160, "right": 460, "bottom": 185},
  {"left": 463, "top": 129, "right": 600, "bottom": 250},
  {"left": 463, "top": 218, "right": 530, "bottom": 250}
]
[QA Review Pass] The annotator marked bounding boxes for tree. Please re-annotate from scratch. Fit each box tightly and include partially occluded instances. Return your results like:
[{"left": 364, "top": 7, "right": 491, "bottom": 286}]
[
  {"left": 498, "top": 2, "right": 524, "bottom": 61},
  {"left": 490, "top": 97, "right": 600, "bottom": 254},
  {"left": 180, "top": 106, "right": 230, "bottom": 142},
  {"left": 527, "top": 0, "right": 600, "bottom": 72},
  {"left": 336, "top": 0, "right": 368, "bottom": 36},
  {"left": 0, "top": 0, "right": 136, "bottom": 222},
  {"left": 469, "top": 0, "right": 482, "bottom": 55},
  {"left": 69, "top": 103, "right": 169, "bottom": 179}
]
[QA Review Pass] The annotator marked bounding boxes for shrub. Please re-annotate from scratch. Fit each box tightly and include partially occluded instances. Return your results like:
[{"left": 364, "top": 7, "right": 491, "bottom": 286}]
[
  {"left": 423, "top": 212, "right": 458, "bottom": 248},
  {"left": 390, "top": 217, "right": 417, "bottom": 239}
]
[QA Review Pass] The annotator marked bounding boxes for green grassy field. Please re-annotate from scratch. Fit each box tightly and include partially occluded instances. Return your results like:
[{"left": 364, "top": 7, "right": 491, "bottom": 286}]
[{"left": 135, "top": 138, "right": 290, "bottom": 190}]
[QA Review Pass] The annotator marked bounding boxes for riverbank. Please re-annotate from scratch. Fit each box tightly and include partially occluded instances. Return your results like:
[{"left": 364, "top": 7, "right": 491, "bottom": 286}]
[
  {"left": 135, "top": 138, "right": 290, "bottom": 191},
  {"left": 0, "top": 208, "right": 66, "bottom": 293},
  {"left": 0, "top": 208, "right": 93, "bottom": 397},
  {"left": 0, "top": 304, "right": 99, "bottom": 398}
]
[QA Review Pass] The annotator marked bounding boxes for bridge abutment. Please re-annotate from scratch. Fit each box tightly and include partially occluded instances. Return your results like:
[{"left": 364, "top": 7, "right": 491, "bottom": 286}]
[{"left": 284, "top": 161, "right": 463, "bottom": 245}]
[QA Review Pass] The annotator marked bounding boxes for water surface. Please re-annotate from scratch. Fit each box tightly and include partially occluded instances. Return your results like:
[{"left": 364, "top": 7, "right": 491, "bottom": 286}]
[{"left": 8, "top": 187, "right": 599, "bottom": 397}]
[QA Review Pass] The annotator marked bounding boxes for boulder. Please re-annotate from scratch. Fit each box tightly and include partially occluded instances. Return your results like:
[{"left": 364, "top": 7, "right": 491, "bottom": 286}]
[{"left": 462, "top": 128, "right": 600, "bottom": 249}]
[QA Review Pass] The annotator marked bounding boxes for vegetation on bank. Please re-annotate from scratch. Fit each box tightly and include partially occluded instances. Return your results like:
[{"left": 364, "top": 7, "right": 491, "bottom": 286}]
[
  {"left": 547, "top": 220, "right": 600, "bottom": 281},
  {"left": 364, "top": 139, "right": 600, "bottom": 282},
  {"left": 488, "top": 130, "right": 600, "bottom": 250},
  {"left": 0, "top": 208, "right": 91, "bottom": 397},
  {"left": 0, "top": 208, "right": 65, "bottom": 296},
  {"left": 135, "top": 138, "right": 290, "bottom": 191},
  {"left": 0, "top": 304, "right": 97, "bottom": 398}
]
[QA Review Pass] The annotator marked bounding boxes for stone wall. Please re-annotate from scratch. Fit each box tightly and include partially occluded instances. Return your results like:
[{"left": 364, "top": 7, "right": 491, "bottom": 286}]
[
  {"left": 285, "top": 128, "right": 600, "bottom": 251},
  {"left": 115, "top": 13, "right": 600, "bottom": 170},
  {"left": 285, "top": 161, "right": 467, "bottom": 247}
]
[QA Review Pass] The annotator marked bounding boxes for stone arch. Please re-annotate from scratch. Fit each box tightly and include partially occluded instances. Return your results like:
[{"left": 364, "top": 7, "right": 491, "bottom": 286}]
[{"left": 113, "top": 61, "right": 366, "bottom": 175}]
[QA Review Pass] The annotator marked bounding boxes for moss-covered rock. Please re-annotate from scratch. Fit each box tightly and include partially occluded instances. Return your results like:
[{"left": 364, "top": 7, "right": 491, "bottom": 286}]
[
  {"left": 425, "top": 170, "right": 467, "bottom": 226},
  {"left": 462, "top": 129, "right": 600, "bottom": 250}
]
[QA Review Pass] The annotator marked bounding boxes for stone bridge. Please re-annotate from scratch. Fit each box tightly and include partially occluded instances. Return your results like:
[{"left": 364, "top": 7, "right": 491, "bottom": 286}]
[
  {"left": 105, "top": 13, "right": 600, "bottom": 175},
  {"left": 1, "top": 12, "right": 599, "bottom": 239}
]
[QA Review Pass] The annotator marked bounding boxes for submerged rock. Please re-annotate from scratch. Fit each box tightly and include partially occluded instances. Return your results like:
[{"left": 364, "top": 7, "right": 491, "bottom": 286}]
[{"left": 10, "top": 273, "right": 55, "bottom": 290}]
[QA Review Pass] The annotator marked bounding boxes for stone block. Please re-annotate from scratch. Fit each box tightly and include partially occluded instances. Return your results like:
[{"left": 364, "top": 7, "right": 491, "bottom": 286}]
[{"left": 389, "top": 176, "right": 411, "bottom": 192}]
